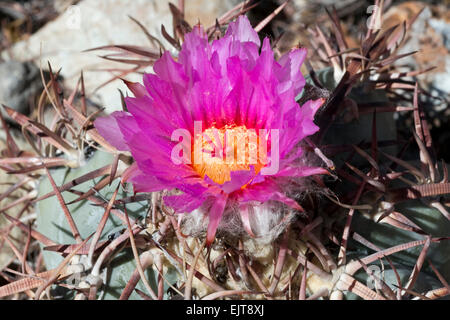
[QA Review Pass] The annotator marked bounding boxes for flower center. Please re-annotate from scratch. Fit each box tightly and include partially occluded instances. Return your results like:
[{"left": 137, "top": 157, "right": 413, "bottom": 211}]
[{"left": 192, "top": 125, "right": 267, "bottom": 184}]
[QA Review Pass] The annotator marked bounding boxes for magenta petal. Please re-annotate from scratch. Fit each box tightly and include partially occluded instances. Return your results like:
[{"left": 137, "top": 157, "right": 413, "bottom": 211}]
[
  {"left": 179, "top": 24, "right": 210, "bottom": 80},
  {"left": 141, "top": 73, "right": 194, "bottom": 131},
  {"left": 121, "top": 162, "right": 139, "bottom": 184},
  {"left": 277, "top": 48, "right": 307, "bottom": 93},
  {"left": 126, "top": 95, "right": 185, "bottom": 138},
  {"left": 212, "top": 20, "right": 260, "bottom": 74},
  {"left": 276, "top": 166, "right": 329, "bottom": 178},
  {"left": 299, "top": 98, "right": 324, "bottom": 136},
  {"left": 120, "top": 162, "right": 166, "bottom": 193},
  {"left": 220, "top": 168, "right": 255, "bottom": 193},
  {"left": 123, "top": 80, "right": 147, "bottom": 98},
  {"left": 257, "top": 38, "right": 275, "bottom": 81},
  {"left": 238, "top": 180, "right": 303, "bottom": 211},
  {"left": 163, "top": 193, "right": 206, "bottom": 213},
  {"left": 206, "top": 193, "right": 228, "bottom": 245},
  {"left": 271, "top": 193, "right": 304, "bottom": 211},
  {"left": 94, "top": 112, "right": 138, "bottom": 151},
  {"left": 277, "top": 98, "right": 324, "bottom": 159},
  {"left": 239, "top": 204, "right": 255, "bottom": 237},
  {"left": 94, "top": 15, "right": 326, "bottom": 246},
  {"left": 153, "top": 51, "right": 188, "bottom": 87},
  {"left": 226, "top": 15, "right": 260, "bottom": 46},
  {"left": 129, "top": 172, "right": 165, "bottom": 193}
]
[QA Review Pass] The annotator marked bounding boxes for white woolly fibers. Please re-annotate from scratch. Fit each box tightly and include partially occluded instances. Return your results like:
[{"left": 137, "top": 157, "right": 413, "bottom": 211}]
[{"left": 179, "top": 200, "right": 299, "bottom": 245}]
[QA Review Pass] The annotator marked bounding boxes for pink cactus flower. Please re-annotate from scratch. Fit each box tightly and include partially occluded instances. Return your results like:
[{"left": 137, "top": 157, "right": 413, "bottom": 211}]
[{"left": 95, "top": 15, "right": 327, "bottom": 245}]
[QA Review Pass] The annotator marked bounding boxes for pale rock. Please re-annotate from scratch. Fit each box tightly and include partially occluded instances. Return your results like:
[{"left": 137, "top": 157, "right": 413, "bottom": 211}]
[
  {"left": 429, "top": 18, "right": 450, "bottom": 51},
  {"left": 431, "top": 56, "right": 450, "bottom": 98},
  {"left": 428, "top": 18, "right": 450, "bottom": 97},
  {"left": 2, "top": 0, "right": 174, "bottom": 113},
  {"left": 184, "top": 0, "right": 238, "bottom": 27},
  {"left": 384, "top": 4, "right": 449, "bottom": 97}
]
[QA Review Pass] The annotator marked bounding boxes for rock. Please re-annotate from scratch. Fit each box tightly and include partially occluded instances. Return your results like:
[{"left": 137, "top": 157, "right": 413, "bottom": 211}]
[
  {"left": 53, "top": 0, "right": 79, "bottom": 14},
  {"left": 0, "top": 60, "right": 42, "bottom": 118},
  {"left": 383, "top": 3, "right": 432, "bottom": 67},
  {"left": 184, "top": 0, "right": 238, "bottom": 27},
  {"left": 430, "top": 56, "right": 450, "bottom": 97},
  {"left": 2, "top": 0, "right": 174, "bottom": 114},
  {"left": 427, "top": 16, "right": 450, "bottom": 97},
  {"left": 383, "top": 3, "right": 450, "bottom": 98},
  {"left": 382, "top": 2, "right": 450, "bottom": 162},
  {"left": 429, "top": 18, "right": 450, "bottom": 51},
  {"left": 1, "top": 0, "right": 237, "bottom": 115}
]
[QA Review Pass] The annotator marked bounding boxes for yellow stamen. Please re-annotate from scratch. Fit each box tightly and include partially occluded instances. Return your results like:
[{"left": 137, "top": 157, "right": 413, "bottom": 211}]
[{"left": 192, "top": 125, "right": 266, "bottom": 184}]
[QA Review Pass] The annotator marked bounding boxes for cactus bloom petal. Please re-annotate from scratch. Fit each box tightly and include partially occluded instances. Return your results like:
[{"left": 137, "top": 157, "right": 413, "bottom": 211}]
[{"left": 95, "top": 15, "right": 326, "bottom": 244}]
